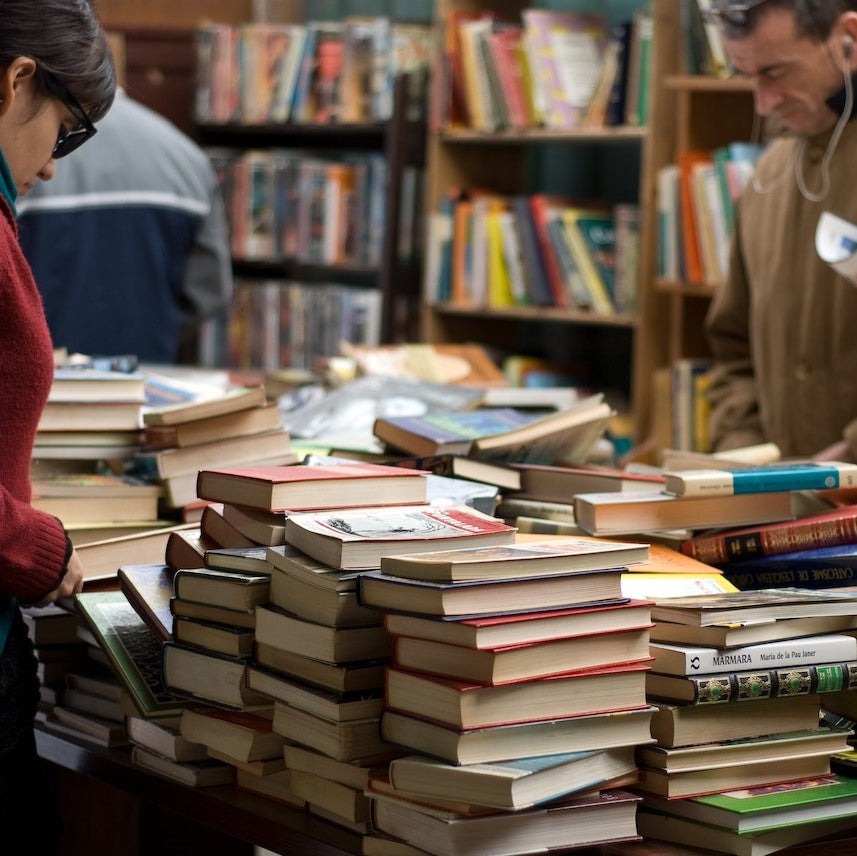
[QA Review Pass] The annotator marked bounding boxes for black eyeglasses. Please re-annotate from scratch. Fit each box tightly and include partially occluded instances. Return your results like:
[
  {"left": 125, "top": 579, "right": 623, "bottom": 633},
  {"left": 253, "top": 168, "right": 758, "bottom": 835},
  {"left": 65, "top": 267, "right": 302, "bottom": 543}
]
[
  {"left": 704, "top": 0, "right": 771, "bottom": 25},
  {"left": 41, "top": 71, "right": 96, "bottom": 159}
]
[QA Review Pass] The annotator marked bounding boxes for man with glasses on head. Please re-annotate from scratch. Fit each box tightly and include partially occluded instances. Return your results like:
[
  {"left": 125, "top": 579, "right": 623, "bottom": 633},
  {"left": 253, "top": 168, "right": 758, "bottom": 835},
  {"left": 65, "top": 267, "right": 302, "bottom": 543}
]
[
  {"left": 16, "top": 88, "right": 233, "bottom": 364},
  {"left": 703, "top": 0, "right": 857, "bottom": 461}
]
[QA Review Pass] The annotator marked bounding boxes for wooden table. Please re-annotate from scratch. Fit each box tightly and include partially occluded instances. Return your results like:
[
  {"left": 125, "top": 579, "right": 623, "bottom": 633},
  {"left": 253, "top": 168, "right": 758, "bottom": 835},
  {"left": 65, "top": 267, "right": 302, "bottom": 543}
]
[{"left": 36, "top": 727, "right": 857, "bottom": 856}]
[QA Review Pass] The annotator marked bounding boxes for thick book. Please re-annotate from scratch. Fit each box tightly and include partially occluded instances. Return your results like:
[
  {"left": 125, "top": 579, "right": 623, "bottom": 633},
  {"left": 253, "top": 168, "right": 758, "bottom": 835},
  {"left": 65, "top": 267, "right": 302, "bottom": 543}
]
[
  {"left": 664, "top": 461, "right": 857, "bottom": 497},
  {"left": 387, "top": 747, "right": 637, "bottom": 811},
  {"left": 172, "top": 617, "right": 254, "bottom": 658},
  {"left": 511, "top": 461, "right": 664, "bottom": 500},
  {"left": 272, "top": 701, "right": 397, "bottom": 763},
  {"left": 116, "top": 563, "right": 175, "bottom": 642},
  {"left": 196, "top": 462, "right": 427, "bottom": 511},
  {"left": 246, "top": 666, "right": 384, "bottom": 723},
  {"left": 161, "top": 642, "right": 269, "bottom": 709},
  {"left": 254, "top": 604, "right": 390, "bottom": 663},
  {"left": 382, "top": 599, "right": 653, "bottom": 650},
  {"left": 73, "top": 591, "right": 186, "bottom": 719},
  {"left": 637, "top": 754, "right": 835, "bottom": 801},
  {"left": 358, "top": 566, "right": 625, "bottom": 619},
  {"left": 137, "top": 428, "right": 293, "bottom": 480},
  {"left": 199, "top": 503, "right": 255, "bottom": 549},
  {"left": 649, "top": 587, "right": 857, "bottom": 627},
  {"left": 142, "top": 402, "right": 281, "bottom": 449},
  {"left": 637, "top": 807, "right": 857, "bottom": 855},
  {"left": 377, "top": 537, "right": 648, "bottom": 582},
  {"left": 49, "top": 367, "right": 146, "bottom": 402},
  {"left": 649, "top": 634, "right": 857, "bottom": 676},
  {"left": 384, "top": 662, "right": 650, "bottom": 729},
  {"left": 204, "top": 545, "right": 273, "bottom": 575},
  {"left": 646, "top": 660, "right": 857, "bottom": 705},
  {"left": 722, "top": 543, "right": 857, "bottom": 591},
  {"left": 380, "top": 706, "right": 656, "bottom": 766},
  {"left": 130, "top": 745, "right": 235, "bottom": 788},
  {"left": 125, "top": 714, "right": 209, "bottom": 763},
  {"left": 369, "top": 788, "right": 641, "bottom": 856},
  {"left": 180, "top": 705, "right": 284, "bottom": 763},
  {"left": 643, "top": 773, "right": 857, "bottom": 833},
  {"left": 221, "top": 502, "right": 287, "bottom": 546},
  {"left": 389, "top": 453, "right": 522, "bottom": 491},
  {"left": 142, "top": 384, "right": 267, "bottom": 427},
  {"left": 391, "top": 625, "right": 651, "bottom": 685},
  {"left": 172, "top": 567, "right": 270, "bottom": 612},
  {"left": 372, "top": 408, "right": 537, "bottom": 457},
  {"left": 573, "top": 489, "right": 795, "bottom": 536},
  {"left": 284, "top": 505, "right": 516, "bottom": 571},
  {"left": 638, "top": 727, "right": 851, "bottom": 775},
  {"left": 649, "top": 694, "right": 823, "bottom": 749},
  {"left": 649, "top": 613, "right": 857, "bottom": 649}
]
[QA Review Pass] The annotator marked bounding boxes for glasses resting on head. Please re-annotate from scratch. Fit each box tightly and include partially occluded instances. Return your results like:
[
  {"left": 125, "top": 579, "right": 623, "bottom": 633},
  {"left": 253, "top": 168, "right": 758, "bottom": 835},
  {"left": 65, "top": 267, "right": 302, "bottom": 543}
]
[
  {"left": 41, "top": 71, "right": 96, "bottom": 159},
  {"left": 704, "top": 0, "right": 771, "bottom": 26}
]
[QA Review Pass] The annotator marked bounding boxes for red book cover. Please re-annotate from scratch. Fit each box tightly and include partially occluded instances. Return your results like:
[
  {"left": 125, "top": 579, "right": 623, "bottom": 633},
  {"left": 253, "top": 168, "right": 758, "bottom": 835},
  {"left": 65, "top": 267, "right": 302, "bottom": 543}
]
[{"left": 528, "top": 194, "right": 573, "bottom": 308}]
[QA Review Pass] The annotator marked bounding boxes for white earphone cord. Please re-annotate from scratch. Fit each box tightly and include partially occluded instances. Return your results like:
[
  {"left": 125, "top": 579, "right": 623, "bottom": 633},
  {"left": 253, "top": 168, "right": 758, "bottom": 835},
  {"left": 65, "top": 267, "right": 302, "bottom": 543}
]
[{"left": 752, "top": 44, "right": 854, "bottom": 202}]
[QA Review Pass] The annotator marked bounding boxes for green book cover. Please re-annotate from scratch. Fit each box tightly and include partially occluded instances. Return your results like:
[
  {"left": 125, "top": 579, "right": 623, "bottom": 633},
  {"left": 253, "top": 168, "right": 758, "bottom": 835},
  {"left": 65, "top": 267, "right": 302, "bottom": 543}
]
[{"left": 75, "top": 590, "right": 185, "bottom": 719}]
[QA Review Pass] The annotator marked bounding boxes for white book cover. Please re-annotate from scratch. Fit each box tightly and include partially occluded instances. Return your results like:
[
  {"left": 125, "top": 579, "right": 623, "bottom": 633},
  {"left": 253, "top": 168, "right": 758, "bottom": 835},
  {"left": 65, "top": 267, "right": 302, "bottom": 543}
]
[{"left": 649, "top": 633, "right": 857, "bottom": 676}]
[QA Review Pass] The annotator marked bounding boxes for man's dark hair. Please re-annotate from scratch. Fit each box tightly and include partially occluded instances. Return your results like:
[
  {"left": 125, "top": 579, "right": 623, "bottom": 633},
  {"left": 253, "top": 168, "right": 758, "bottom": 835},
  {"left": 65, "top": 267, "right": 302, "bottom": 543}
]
[{"left": 720, "top": 0, "right": 857, "bottom": 41}]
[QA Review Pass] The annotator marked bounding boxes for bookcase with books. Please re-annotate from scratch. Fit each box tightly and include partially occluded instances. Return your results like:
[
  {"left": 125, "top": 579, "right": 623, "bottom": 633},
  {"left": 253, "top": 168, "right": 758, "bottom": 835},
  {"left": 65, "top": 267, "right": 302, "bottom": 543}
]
[
  {"left": 421, "top": 0, "right": 653, "bottom": 431},
  {"left": 193, "top": 17, "right": 432, "bottom": 366},
  {"left": 631, "top": 0, "right": 758, "bottom": 454}
]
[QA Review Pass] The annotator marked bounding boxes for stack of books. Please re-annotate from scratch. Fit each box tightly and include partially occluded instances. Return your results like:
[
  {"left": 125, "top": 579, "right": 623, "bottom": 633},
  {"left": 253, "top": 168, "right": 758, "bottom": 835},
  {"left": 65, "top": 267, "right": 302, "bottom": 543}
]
[
  {"left": 136, "top": 384, "right": 297, "bottom": 511},
  {"left": 636, "top": 586, "right": 857, "bottom": 851},
  {"left": 34, "top": 363, "right": 147, "bottom": 461},
  {"left": 355, "top": 536, "right": 660, "bottom": 854}
]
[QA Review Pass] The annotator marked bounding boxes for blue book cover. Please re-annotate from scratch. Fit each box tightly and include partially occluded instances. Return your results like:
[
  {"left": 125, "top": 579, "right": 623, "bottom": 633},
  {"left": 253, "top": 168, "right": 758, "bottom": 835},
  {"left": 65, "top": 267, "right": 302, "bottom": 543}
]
[
  {"left": 377, "top": 408, "right": 538, "bottom": 445},
  {"left": 723, "top": 543, "right": 857, "bottom": 591},
  {"left": 665, "top": 462, "right": 857, "bottom": 497}
]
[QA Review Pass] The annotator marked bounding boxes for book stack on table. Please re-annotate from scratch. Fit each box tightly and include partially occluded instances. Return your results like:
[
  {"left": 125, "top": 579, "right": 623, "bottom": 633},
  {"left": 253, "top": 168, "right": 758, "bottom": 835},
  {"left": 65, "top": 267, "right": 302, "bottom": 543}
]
[
  {"left": 353, "top": 535, "right": 661, "bottom": 855},
  {"left": 136, "top": 383, "right": 297, "bottom": 512},
  {"left": 636, "top": 586, "right": 857, "bottom": 852}
]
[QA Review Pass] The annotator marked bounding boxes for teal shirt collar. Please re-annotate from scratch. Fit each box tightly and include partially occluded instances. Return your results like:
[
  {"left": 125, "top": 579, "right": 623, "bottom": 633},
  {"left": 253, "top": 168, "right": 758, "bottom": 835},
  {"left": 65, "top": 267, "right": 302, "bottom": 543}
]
[{"left": 0, "top": 148, "right": 18, "bottom": 213}]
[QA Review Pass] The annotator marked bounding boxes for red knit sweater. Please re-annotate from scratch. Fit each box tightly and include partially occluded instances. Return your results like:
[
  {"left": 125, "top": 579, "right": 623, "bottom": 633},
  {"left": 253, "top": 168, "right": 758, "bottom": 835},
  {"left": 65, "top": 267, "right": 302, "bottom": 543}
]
[{"left": 0, "top": 196, "right": 69, "bottom": 603}]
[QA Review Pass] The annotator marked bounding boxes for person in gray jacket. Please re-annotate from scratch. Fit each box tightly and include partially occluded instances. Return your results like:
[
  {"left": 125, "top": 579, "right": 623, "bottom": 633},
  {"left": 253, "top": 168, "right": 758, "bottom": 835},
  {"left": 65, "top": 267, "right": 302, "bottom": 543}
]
[{"left": 17, "top": 88, "right": 233, "bottom": 363}]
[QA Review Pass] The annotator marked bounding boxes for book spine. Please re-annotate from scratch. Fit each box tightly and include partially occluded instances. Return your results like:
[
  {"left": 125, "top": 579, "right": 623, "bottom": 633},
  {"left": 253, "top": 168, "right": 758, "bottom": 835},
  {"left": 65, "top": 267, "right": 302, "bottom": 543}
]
[
  {"left": 667, "top": 464, "right": 857, "bottom": 498},
  {"left": 682, "top": 512, "right": 857, "bottom": 564},
  {"left": 666, "top": 635, "right": 857, "bottom": 674},
  {"left": 723, "top": 558, "right": 857, "bottom": 591},
  {"left": 678, "top": 661, "right": 857, "bottom": 705}
]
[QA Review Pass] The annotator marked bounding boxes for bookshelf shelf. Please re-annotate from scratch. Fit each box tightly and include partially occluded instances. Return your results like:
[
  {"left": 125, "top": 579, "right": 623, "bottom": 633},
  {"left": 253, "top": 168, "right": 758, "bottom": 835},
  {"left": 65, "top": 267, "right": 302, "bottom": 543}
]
[
  {"left": 439, "top": 126, "right": 648, "bottom": 145},
  {"left": 431, "top": 302, "right": 638, "bottom": 328},
  {"left": 664, "top": 74, "right": 756, "bottom": 93},
  {"left": 231, "top": 258, "right": 380, "bottom": 287}
]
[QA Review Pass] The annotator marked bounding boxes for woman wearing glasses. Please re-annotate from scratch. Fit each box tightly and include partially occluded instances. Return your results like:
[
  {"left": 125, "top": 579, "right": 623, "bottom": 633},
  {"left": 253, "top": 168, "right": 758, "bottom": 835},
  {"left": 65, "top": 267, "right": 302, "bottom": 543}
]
[
  {"left": 704, "top": 0, "right": 857, "bottom": 460},
  {"left": 0, "top": 0, "right": 115, "bottom": 844}
]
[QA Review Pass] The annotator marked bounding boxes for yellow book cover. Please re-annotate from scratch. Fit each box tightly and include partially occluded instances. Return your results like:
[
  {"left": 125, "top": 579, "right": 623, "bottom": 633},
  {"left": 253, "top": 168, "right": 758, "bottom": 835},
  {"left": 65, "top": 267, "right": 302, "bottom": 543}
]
[{"left": 486, "top": 206, "right": 514, "bottom": 308}]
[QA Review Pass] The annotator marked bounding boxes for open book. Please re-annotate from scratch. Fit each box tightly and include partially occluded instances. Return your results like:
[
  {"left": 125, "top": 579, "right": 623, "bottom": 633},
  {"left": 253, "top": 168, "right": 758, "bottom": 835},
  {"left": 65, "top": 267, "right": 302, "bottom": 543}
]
[{"left": 816, "top": 210, "right": 857, "bottom": 283}]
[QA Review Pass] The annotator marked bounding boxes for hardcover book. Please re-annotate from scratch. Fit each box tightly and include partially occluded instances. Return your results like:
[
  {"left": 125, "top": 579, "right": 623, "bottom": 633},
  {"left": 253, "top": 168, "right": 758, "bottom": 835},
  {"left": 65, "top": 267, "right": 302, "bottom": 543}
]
[
  {"left": 573, "top": 489, "right": 795, "bottom": 536},
  {"left": 196, "top": 462, "right": 427, "bottom": 511},
  {"left": 142, "top": 384, "right": 267, "bottom": 427},
  {"left": 386, "top": 747, "right": 637, "bottom": 811},
  {"left": 642, "top": 773, "right": 857, "bottom": 833},
  {"left": 358, "top": 565, "right": 625, "bottom": 619},
  {"left": 649, "top": 587, "right": 857, "bottom": 627},
  {"left": 664, "top": 461, "right": 857, "bottom": 497},
  {"left": 646, "top": 660, "right": 857, "bottom": 705},
  {"left": 377, "top": 537, "right": 648, "bottom": 582},
  {"left": 172, "top": 568, "right": 271, "bottom": 612},
  {"left": 391, "top": 625, "right": 651, "bottom": 685},
  {"left": 369, "top": 788, "right": 641, "bottom": 856},
  {"left": 283, "top": 504, "right": 516, "bottom": 571},
  {"left": 380, "top": 706, "right": 657, "bottom": 766},
  {"left": 721, "top": 539, "right": 857, "bottom": 592},
  {"left": 384, "top": 662, "right": 650, "bottom": 729},
  {"left": 649, "top": 633, "right": 857, "bottom": 676},
  {"left": 382, "top": 599, "right": 653, "bottom": 650}
]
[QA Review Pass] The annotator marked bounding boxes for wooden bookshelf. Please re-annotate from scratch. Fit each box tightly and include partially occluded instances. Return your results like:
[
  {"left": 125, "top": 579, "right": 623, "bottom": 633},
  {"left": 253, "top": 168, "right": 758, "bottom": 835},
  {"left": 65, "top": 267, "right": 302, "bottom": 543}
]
[
  {"left": 198, "top": 74, "right": 427, "bottom": 347},
  {"left": 420, "top": 0, "right": 654, "bottom": 437}
]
